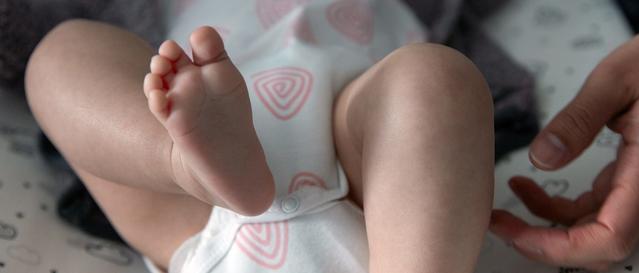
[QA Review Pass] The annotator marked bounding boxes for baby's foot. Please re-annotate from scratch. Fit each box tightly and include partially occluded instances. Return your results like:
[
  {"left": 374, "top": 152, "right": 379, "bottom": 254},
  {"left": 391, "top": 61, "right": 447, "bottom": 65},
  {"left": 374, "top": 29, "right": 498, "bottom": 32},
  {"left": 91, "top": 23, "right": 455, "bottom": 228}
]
[{"left": 144, "top": 26, "right": 274, "bottom": 215}]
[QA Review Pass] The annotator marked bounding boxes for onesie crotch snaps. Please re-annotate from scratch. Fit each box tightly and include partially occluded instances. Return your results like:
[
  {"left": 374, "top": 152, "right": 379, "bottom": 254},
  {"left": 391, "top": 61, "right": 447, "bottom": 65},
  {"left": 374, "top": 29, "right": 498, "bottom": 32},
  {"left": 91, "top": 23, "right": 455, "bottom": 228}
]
[{"left": 281, "top": 195, "right": 301, "bottom": 214}]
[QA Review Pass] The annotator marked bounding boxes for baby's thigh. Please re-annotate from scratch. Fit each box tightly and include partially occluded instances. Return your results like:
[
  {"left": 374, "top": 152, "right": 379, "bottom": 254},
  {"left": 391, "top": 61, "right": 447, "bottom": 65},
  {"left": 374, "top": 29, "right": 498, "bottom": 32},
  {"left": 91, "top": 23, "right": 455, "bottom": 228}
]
[
  {"left": 75, "top": 167, "right": 211, "bottom": 271},
  {"left": 332, "top": 43, "right": 493, "bottom": 207}
]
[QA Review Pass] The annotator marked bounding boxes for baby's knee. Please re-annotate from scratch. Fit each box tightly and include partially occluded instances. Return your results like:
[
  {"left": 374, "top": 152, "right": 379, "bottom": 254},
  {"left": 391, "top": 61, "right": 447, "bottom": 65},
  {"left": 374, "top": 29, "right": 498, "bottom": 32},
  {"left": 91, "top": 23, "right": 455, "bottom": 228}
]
[
  {"left": 375, "top": 43, "right": 493, "bottom": 120},
  {"left": 29, "top": 19, "right": 95, "bottom": 62},
  {"left": 26, "top": 20, "right": 94, "bottom": 92}
]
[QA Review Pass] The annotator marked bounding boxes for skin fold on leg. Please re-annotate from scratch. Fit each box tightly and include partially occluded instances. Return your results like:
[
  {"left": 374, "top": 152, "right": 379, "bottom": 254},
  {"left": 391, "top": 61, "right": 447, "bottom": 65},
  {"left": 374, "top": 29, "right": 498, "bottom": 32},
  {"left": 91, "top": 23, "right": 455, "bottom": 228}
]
[{"left": 333, "top": 43, "right": 495, "bottom": 273}]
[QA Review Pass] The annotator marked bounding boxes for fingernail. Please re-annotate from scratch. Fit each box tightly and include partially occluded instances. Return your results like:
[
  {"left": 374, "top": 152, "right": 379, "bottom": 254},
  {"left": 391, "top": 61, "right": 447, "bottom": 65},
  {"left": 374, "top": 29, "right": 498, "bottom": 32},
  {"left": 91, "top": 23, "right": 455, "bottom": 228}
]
[{"left": 530, "top": 133, "right": 567, "bottom": 169}]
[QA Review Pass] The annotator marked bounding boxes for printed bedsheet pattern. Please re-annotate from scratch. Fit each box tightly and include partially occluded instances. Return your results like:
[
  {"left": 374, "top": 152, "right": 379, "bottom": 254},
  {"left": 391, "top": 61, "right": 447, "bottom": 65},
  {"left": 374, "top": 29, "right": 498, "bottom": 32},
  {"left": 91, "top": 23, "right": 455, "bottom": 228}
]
[
  {"left": 478, "top": 0, "right": 635, "bottom": 272},
  {"left": 0, "top": 0, "right": 634, "bottom": 273},
  {"left": 0, "top": 95, "right": 148, "bottom": 271}
]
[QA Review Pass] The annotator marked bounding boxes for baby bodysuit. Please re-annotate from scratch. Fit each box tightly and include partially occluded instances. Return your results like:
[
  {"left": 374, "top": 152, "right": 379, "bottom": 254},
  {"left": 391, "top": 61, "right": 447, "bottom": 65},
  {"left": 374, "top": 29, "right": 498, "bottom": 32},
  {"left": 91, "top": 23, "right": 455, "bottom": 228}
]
[{"left": 149, "top": 0, "right": 426, "bottom": 272}]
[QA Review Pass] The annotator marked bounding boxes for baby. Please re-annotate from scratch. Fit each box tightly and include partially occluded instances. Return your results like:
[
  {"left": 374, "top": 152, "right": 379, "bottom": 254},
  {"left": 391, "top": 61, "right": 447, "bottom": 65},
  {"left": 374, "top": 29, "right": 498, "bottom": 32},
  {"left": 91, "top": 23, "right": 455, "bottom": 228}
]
[{"left": 25, "top": 0, "right": 494, "bottom": 272}]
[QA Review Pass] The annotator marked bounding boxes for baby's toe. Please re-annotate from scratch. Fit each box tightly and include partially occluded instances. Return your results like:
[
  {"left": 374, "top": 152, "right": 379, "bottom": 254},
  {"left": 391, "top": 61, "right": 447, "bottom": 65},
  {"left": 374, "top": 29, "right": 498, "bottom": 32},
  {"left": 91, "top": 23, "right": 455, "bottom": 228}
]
[
  {"left": 189, "top": 26, "right": 226, "bottom": 66},
  {"left": 148, "top": 89, "right": 170, "bottom": 120},
  {"left": 159, "top": 40, "right": 191, "bottom": 69},
  {"left": 150, "top": 55, "right": 174, "bottom": 76},
  {"left": 143, "top": 73, "right": 164, "bottom": 98}
]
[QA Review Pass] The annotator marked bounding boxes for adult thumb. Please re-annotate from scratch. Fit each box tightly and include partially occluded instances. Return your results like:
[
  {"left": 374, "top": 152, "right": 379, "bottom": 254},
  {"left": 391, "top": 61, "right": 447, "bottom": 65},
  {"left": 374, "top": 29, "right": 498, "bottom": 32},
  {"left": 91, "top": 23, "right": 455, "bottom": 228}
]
[{"left": 529, "top": 67, "right": 631, "bottom": 170}]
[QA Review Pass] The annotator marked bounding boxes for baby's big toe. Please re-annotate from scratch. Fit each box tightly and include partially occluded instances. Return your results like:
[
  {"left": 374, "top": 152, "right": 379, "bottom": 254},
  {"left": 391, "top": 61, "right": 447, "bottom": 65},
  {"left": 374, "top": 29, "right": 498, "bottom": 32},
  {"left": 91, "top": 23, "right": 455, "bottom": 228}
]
[{"left": 189, "top": 26, "right": 226, "bottom": 66}]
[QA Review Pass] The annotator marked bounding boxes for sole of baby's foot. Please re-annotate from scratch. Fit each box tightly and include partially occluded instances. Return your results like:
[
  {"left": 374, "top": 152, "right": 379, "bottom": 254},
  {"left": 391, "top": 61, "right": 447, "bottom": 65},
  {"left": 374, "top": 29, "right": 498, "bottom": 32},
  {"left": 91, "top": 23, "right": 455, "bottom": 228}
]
[{"left": 144, "top": 26, "right": 274, "bottom": 216}]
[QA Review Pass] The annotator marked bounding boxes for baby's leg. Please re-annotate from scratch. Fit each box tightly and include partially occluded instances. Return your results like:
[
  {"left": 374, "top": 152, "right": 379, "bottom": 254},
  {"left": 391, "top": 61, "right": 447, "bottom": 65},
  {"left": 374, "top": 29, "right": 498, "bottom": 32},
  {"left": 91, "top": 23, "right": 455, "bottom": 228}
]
[
  {"left": 334, "top": 44, "right": 494, "bottom": 272},
  {"left": 26, "top": 20, "right": 274, "bottom": 214},
  {"left": 26, "top": 20, "right": 273, "bottom": 268}
]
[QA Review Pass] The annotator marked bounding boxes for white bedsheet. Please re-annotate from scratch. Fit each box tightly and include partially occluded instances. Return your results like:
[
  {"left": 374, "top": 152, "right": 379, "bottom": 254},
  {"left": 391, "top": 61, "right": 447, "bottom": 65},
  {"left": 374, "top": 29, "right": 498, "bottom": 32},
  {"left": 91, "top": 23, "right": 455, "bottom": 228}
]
[{"left": 0, "top": 92, "right": 147, "bottom": 272}]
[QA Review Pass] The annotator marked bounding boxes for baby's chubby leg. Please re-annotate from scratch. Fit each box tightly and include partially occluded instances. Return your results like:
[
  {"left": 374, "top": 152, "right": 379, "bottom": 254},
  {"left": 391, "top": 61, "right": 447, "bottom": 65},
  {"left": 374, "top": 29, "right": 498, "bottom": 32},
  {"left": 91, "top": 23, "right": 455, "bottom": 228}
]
[
  {"left": 26, "top": 20, "right": 275, "bottom": 268},
  {"left": 334, "top": 44, "right": 494, "bottom": 273},
  {"left": 27, "top": 21, "right": 274, "bottom": 216}
]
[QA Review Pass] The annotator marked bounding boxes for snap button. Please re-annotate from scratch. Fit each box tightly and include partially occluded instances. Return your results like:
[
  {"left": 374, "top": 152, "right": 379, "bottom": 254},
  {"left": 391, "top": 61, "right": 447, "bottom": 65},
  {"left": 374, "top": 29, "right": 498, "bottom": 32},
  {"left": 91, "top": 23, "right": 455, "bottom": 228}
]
[{"left": 281, "top": 196, "right": 300, "bottom": 214}]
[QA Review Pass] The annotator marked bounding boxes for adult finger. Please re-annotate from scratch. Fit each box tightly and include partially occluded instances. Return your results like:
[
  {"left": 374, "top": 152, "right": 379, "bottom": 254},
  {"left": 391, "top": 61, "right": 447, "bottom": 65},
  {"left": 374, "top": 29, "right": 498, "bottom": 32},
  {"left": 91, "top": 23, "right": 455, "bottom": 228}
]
[
  {"left": 509, "top": 164, "right": 614, "bottom": 225},
  {"left": 491, "top": 143, "right": 639, "bottom": 268},
  {"left": 529, "top": 67, "right": 631, "bottom": 170},
  {"left": 508, "top": 176, "right": 597, "bottom": 226},
  {"left": 489, "top": 210, "right": 622, "bottom": 268}
]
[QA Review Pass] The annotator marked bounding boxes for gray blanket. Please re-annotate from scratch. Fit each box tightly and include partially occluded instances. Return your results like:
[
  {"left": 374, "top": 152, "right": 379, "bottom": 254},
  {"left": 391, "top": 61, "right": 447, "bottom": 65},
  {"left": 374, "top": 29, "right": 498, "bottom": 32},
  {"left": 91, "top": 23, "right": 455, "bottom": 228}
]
[{"left": 0, "top": 0, "right": 164, "bottom": 89}]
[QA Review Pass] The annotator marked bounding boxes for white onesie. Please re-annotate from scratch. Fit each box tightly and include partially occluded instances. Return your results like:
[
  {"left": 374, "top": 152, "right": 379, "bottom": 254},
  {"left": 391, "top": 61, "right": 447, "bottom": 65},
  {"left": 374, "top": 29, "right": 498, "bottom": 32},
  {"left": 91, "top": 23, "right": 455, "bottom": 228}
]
[{"left": 148, "top": 1, "right": 426, "bottom": 272}]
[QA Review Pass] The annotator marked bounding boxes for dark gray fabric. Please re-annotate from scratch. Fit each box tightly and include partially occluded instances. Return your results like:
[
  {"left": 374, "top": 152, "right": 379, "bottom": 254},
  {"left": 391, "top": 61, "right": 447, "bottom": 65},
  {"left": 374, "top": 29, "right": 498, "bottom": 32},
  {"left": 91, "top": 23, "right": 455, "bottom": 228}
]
[
  {"left": 401, "top": 0, "right": 464, "bottom": 43},
  {"left": 617, "top": 0, "right": 639, "bottom": 33},
  {"left": 0, "top": 0, "right": 164, "bottom": 89},
  {"left": 0, "top": 0, "right": 42, "bottom": 89}
]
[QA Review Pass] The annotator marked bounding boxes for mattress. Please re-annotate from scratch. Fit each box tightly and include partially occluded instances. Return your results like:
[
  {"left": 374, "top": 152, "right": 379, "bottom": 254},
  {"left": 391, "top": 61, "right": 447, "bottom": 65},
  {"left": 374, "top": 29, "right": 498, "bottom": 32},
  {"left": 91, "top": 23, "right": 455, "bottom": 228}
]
[{"left": 0, "top": 0, "right": 634, "bottom": 272}]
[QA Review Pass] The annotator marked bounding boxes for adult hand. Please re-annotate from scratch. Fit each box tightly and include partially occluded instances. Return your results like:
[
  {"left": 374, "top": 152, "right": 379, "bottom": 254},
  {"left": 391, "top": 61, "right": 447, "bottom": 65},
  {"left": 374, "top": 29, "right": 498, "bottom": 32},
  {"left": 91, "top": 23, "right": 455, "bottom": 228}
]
[{"left": 489, "top": 35, "right": 639, "bottom": 272}]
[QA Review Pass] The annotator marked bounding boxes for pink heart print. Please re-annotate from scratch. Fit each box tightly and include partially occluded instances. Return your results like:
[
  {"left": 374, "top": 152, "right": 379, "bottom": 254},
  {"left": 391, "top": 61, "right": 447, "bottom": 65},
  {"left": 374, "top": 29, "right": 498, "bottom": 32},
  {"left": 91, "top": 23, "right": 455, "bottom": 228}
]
[
  {"left": 257, "top": 0, "right": 311, "bottom": 29},
  {"left": 235, "top": 221, "right": 290, "bottom": 269},
  {"left": 253, "top": 67, "right": 313, "bottom": 121},
  {"left": 288, "top": 172, "right": 328, "bottom": 193},
  {"left": 326, "top": 0, "right": 374, "bottom": 45}
]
